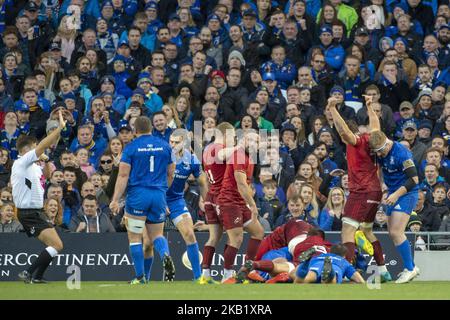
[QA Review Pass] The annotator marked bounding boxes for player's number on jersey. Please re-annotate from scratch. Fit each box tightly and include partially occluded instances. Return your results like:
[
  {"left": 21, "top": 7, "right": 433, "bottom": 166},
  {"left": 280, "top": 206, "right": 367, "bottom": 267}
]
[
  {"left": 206, "top": 169, "right": 215, "bottom": 184},
  {"left": 149, "top": 156, "right": 154, "bottom": 172}
]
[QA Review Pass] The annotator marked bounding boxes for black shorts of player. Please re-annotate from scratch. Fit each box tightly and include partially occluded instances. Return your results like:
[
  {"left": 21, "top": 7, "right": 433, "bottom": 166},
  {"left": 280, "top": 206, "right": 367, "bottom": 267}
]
[{"left": 17, "top": 208, "right": 54, "bottom": 238}]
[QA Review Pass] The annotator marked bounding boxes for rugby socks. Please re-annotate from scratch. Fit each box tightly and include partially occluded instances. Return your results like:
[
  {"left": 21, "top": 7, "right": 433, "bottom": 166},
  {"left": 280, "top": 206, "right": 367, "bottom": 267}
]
[
  {"left": 153, "top": 236, "right": 170, "bottom": 260},
  {"left": 252, "top": 260, "right": 274, "bottom": 272},
  {"left": 245, "top": 238, "right": 262, "bottom": 261},
  {"left": 30, "top": 246, "right": 58, "bottom": 279},
  {"left": 343, "top": 242, "right": 356, "bottom": 263},
  {"left": 223, "top": 269, "right": 235, "bottom": 279},
  {"left": 129, "top": 243, "right": 144, "bottom": 279},
  {"left": 202, "top": 245, "right": 215, "bottom": 269},
  {"left": 187, "top": 242, "right": 201, "bottom": 279},
  {"left": 371, "top": 240, "right": 386, "bottom": 266},
  {"left": 223, "top": 245, "right": 238, "bottom": 270},
  {"left": 144, "top": 256, "right": 154, "bottom": 281},
  {"left": 296, "top": 262, "right": 309, "bottom": 279},
  {"left": 396, "top": 239, "right": 414, "bottom": 271}
]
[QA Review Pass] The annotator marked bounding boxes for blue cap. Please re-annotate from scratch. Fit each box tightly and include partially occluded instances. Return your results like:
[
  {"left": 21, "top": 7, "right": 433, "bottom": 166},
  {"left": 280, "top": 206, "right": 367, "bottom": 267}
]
[
  {"left": 145, "top": 1, "right": 158, "bottom": 10},
  {"left": 402, "top": 120, "right": 417, "bottom": 131},
  {"left": 100, "top": 75, "right": 115, "bottom": 86},
  {"left": 119, "top": 122, "right": 132, "bottom": 132},
  {"left": 102, "top": 1, "right": 113, "bottom": 9},
  {"left": 439, "top": 24, "right": 450, "bottom": 31},
  {"left": 207, "top": 14, "right": 220, "bottom": 22},
  {"left": 394, "top": 2, "right": 409, "bottom": 12},
  {"left": 318, "top": 126, "right": 333, "bottom": 137},
  {"left": 15, "top": 102, "right": 30, "bottom": 112},
  {"left": 168, "top": 13, "right": 180, "bottom": 21},
  {"left": 62, "top": 92, "right": 76, "bottom": 101},
  {"left": 281, "top": 123, "right": 297, "bottom": 135},
  {"left": 319, "top": 26, "right": 332, "bottom": 36},
  {"left": 394, "top": 37, "right": 408, "bottom": 48},
  {"left": 262, "top": 72, "right": 276, "bottom": 81},
  {"left": 118, "top": 39, "right": 129, "bottom": 47},
  {"left": 330, "top": 85, "right": 344, "bottom": 96},
  {"left": 418, "top": 120, "right": 433, "bottom": 131},
  {"left": 132, "top": 88, "right": 146, "bottom": 98},
  {"left": 242, "top": 9, "right": 257, "bottom": 17},
  {"left": 113, "top": 54, "right": 126, "bottom": 63}
]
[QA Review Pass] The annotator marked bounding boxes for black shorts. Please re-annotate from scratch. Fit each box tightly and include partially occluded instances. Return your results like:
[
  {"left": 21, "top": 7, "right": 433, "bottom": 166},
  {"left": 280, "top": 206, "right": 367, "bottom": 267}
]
[{"left": 17, "top": 208, "right": 53, "bottom": 238}]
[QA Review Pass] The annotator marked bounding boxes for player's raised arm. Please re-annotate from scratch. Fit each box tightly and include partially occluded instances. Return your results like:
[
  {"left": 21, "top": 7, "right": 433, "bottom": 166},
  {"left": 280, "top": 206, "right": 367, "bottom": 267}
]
[
  {"left": 234, "top": 171, "right": 258, "bottom": 217},
  {"left": 35, "top": 110, "right": 67, "bottom": 157},
  {"left": 327, "top": 97, "right": 357, "bottom": 146},
  {"left": 110, "top": 162, "right": 131, "bottom": 214},
  {"left": 364, "top": 95, "right": 381, "bottom": 132}
]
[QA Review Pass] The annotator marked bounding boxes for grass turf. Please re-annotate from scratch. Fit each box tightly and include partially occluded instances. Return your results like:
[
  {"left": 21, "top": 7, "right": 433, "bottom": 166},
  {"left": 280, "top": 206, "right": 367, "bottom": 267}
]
[{"left": 0, "top": 281, "right": 449, "bottom": 300}]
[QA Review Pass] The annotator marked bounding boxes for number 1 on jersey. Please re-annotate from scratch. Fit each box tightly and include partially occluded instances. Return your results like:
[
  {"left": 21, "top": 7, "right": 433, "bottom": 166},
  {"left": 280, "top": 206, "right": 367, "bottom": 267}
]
[{"left": 149, "top": 155, "right": 154, "bottom": 172}]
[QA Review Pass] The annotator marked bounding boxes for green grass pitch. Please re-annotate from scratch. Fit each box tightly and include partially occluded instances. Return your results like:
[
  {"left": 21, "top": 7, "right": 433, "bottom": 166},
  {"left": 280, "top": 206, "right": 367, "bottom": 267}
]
[{"left": 1, "top": 281, "right": 450, "bottom": 300}]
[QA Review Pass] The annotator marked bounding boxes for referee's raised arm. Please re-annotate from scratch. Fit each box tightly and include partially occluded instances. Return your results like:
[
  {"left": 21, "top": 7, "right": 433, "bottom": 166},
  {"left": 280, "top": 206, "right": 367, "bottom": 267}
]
[{"left": 34, "top": 110, "right": 67, "bottom": 158}]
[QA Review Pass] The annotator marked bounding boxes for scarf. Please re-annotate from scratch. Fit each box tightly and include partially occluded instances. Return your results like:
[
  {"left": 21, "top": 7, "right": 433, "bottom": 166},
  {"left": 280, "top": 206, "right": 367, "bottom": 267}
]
[
  {"left": 344, "top": 75, "right": 362, "bottom": 102},
  {"left": 0, "top": 128, "right": 20, "bottom": 160}
]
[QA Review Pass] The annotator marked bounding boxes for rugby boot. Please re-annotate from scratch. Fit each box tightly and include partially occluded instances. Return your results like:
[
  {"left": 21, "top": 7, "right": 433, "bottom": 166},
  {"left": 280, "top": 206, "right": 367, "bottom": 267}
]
[
  {"left": 163, "top": 255, "right": 176, "bottom": 282},
  {"left": 265, "top": 272, "right": 292, "bottom": 284}
]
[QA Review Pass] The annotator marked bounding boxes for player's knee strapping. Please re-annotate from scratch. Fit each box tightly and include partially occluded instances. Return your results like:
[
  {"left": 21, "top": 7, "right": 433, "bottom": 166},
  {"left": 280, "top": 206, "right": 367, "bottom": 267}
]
[
  {"left": 342, "top": 217, "right": 360, "bottom": 229},
  {"left": 127, "top": 217, "right": 146, "bottom": 234},
  {"left": 360, "top": 222, "right": 374, "bottom": 229}
]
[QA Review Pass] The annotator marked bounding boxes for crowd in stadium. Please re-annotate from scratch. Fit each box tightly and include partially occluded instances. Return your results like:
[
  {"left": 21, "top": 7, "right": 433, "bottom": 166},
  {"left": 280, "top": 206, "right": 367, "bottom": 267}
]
[{"left": 0, "top": 0, "right": 449, "bottom": 244}]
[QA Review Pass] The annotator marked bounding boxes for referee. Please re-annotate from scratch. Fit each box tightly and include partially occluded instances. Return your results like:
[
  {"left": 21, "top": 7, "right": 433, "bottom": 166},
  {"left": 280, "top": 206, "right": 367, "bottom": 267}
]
[{"left": 13, "top": 111, "right": 66, "bottom": 284}]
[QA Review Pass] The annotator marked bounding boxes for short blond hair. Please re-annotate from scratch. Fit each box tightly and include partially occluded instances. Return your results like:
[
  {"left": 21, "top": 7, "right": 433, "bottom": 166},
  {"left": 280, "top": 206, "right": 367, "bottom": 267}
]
[{"left": 369, "top": 130, "right": 387, "bottom": 150}]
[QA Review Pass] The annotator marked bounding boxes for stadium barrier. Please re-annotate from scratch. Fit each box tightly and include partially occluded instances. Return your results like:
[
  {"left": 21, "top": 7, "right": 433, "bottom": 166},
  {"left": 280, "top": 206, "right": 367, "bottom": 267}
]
[{"left": 0, "top": 232, "right": 416, "bottom": 281}]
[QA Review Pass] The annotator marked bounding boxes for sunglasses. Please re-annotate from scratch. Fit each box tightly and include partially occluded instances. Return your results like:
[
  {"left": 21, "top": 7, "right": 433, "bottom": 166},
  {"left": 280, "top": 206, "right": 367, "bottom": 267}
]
[{"left": 101, "top": 159, "right": 113, "bottom": 164}]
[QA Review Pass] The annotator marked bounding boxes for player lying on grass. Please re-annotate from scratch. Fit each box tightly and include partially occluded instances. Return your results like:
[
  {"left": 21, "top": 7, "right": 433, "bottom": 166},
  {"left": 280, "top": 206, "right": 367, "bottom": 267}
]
[
  {"left": 294, "top": 244, "right": 365, "bottom": 284},
  {"left": 237, "top": 228, "right": 332, "bottom": 283}
]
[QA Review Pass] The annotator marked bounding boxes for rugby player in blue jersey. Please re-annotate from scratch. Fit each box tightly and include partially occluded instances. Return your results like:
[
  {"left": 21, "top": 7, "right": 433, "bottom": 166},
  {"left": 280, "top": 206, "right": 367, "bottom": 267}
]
[
  {"left": 294, "top": 244, "right": 365, "bottom": 284},
  {"left": 167, "top": 130, "right": 208, "bottom": 281},
  {"left": 110, "top": 116, "right": 176, "bottom": 284},
  {"left": 369, "top": 130, "right": 421, "bottom": 283}
]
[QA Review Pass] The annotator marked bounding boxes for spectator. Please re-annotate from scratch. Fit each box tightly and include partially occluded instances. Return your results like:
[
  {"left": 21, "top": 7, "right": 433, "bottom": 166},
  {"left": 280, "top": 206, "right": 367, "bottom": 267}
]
[
  {"left": 373, "top": 206, "right": 388, "bottom": 231},
  {"left": 431, "top": 184, "right": 450, "bottom": 220},
  {"left": 318, "top": 187, "right": 345, "bottom": 231},
  {"left": 274, "top": 194, "right": 306, "bottom": 228},
  {"left": 69, "top": 194, "right": 115, "bottom": 233},
  {"left": 43, "top": 197, "right": 66, "bottom": 230},
  {"left": 415, "top": 189, "right": 441, "bottom": 232},
  {"left": 74, "top": 147, "right": 95, "bottom": 178},
  {"left": 0, "top": 201, "right": 22, "bottom": 233},
  {"left": 69, "top": 124, "right": 107, "bottom": 168},
  {"left": 260, "top": 179, "right": 283, "bottom": 226},
  {"left": 0, "top": 147, "right": 12, "bottom": 188},
  {"left": 401, "top": 120, "right": 427, "bottom": 165}
]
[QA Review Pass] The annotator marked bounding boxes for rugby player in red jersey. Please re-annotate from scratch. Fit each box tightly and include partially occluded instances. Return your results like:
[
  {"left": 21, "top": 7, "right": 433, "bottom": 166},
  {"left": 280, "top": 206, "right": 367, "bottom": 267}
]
[
  {"left": 328, "top": 95, "right": 392, "bottom": 282},
  {"left": 255, "top": 197, "right": 313, "bottom": 261},
  {"left": 198, "top": 122, "right": 237, "bottom": 284},
  {"left": 238, "top": 228, "right": 333, "bottom": 284},
  {"left": 216, "top": 130, "right": 265, "bottom": 283}
]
